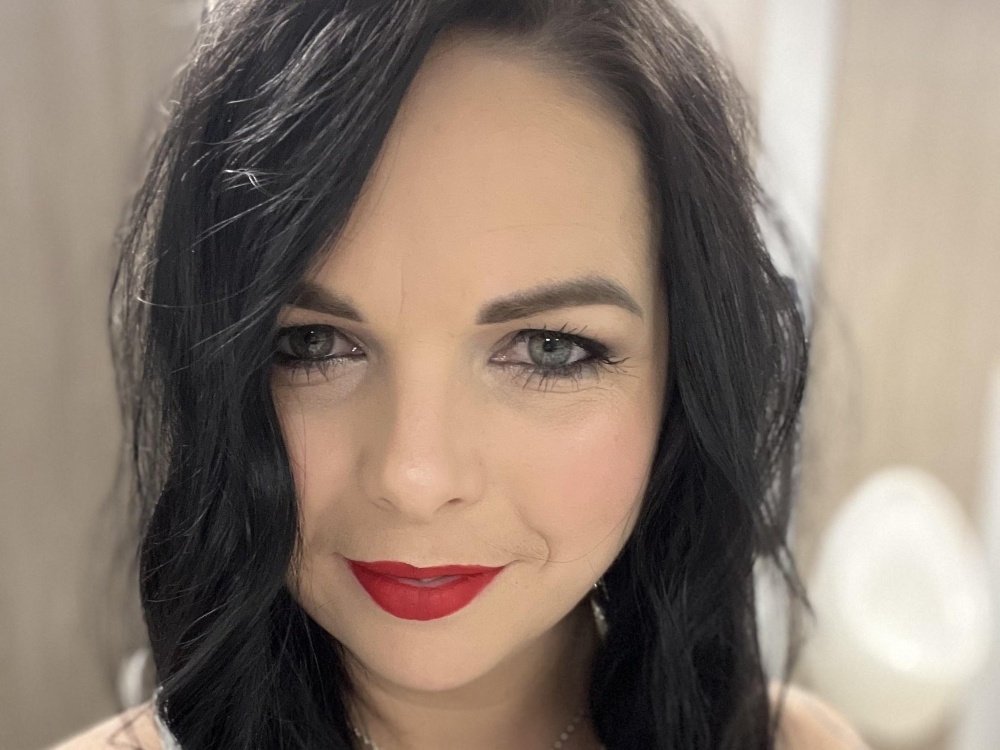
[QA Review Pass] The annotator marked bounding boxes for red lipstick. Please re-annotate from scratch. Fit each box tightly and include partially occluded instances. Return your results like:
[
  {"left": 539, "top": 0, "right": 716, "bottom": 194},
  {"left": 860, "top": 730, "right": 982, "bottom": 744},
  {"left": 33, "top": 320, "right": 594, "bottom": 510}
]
[{"left": 346, "top": 559, "right": 505, "bottom": 621}]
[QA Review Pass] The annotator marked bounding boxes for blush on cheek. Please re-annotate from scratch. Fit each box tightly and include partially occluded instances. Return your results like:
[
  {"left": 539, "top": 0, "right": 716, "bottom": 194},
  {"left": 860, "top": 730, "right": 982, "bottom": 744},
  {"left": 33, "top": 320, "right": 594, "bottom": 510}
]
[{"left": 507, "top": 405, "right": 656, "bottom": 561}]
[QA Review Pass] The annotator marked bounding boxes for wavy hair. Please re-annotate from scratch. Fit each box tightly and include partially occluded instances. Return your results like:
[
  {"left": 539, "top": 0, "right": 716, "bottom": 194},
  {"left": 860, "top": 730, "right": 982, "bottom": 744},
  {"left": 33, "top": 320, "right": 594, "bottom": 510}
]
[{"left": 109, "top": 0, "right": 810, "bottom": 747}]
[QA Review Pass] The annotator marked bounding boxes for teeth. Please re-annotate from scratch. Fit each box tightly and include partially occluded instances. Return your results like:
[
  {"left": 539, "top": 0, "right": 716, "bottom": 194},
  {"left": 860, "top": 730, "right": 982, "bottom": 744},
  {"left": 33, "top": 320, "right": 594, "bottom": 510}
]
[{"left": 393, "top": 574, "right": 463, "bottom": 587}]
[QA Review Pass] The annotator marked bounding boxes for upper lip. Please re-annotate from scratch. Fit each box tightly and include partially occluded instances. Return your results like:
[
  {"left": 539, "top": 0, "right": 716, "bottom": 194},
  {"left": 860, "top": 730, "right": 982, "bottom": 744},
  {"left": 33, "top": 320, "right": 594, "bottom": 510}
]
[{"left": 347, "top": 559, "right": 505, "bottom": 578}]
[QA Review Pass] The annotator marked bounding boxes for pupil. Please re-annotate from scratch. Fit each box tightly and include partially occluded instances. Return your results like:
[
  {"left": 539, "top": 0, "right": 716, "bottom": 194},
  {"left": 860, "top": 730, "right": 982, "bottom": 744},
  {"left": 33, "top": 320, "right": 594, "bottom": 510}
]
[
  {"left": 298, "top": 327, "right": 331, "bottom": 358},
  {"left": 529, "top": 334, "right": 573, "bottom": 367}
]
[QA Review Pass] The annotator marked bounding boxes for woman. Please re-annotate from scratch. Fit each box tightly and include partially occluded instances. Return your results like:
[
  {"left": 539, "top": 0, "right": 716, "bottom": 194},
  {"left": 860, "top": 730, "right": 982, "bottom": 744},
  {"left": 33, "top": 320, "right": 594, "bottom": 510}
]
[{"left": 54, "top": 0, "right": 868, "bottom": 748}]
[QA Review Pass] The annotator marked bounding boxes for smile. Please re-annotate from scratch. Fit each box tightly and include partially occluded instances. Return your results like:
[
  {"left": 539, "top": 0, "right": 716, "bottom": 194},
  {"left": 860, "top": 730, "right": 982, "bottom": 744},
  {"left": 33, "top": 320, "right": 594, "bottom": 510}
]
[{"left": 345, "top": 559, "right": 506, "bottom": 621}]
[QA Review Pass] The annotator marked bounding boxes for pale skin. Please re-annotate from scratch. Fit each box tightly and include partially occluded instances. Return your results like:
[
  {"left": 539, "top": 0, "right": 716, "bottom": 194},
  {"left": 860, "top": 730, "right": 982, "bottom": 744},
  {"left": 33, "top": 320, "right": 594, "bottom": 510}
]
[
  {"left": 52, "top": 34, "right": 869, "bottom": 750},
  {"left": 272, "top": 33, "right": 665, "bottom": 750}
]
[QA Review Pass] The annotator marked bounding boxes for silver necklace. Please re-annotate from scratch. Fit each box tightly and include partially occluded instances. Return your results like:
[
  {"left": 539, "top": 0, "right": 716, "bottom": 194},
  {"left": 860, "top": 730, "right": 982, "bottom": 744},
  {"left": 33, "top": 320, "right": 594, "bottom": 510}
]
[{"left": 348, "top": 706, "right": 589, "bottom": 750}]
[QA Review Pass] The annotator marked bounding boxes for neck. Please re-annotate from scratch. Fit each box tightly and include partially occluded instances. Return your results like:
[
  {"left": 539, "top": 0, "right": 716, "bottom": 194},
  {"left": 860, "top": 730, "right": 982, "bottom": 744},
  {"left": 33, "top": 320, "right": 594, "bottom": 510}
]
[{"left": 345, "top": 598, "right": 600, "bottom": 750}]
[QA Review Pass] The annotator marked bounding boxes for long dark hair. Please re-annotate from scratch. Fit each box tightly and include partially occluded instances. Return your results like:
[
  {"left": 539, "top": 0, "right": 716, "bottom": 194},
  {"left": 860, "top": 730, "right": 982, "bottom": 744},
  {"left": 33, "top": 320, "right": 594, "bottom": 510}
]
[{"left": 109, "top": 0, "right": 809, "bottom": 747}]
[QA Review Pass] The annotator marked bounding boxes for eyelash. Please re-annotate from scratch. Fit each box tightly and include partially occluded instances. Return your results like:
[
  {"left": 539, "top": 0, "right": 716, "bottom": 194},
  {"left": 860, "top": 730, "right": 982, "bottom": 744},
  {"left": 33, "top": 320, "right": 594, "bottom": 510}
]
[
  {"left": 271, "top": 323, "right": 628, "bottom": 391},
  {"left": 499, "top": 325, "right": 628, "bottom": 390}
]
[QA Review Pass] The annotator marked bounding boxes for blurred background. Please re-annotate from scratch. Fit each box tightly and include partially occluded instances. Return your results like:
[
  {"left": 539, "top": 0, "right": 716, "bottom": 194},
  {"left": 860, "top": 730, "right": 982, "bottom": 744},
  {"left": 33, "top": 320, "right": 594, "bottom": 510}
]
[{"left": 1, "top": 0, "right": 998, "bottom": 749}]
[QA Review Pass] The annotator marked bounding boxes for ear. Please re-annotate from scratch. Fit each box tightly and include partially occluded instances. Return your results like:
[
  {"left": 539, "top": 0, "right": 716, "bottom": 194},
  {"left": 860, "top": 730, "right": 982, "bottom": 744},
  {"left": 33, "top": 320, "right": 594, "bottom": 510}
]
[{"left": 768, "top": 681, "right": 872, "bottom": 750}]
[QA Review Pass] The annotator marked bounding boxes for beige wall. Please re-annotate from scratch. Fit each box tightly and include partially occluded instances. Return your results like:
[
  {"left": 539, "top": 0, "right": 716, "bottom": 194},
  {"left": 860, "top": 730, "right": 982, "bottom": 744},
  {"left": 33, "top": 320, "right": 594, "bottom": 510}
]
[
  {"left": 800, "top": 0, "right": 1000, "bottom": 552},
  {"left": 797, "top": 1, "right": 1000, "bottom": 748},
  {"left": 0, "top": 2, "right": 197, "bottom": 747}
]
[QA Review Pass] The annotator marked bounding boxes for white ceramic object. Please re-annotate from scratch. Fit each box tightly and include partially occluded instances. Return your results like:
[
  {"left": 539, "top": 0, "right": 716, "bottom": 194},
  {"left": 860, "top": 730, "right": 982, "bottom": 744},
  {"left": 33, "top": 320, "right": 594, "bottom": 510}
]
[
  {"left": 802, "top": 466, "right": 994, "bottom": 747},
  {"left": 953, "top": 363, "right": 1000, "bottom": 750}
]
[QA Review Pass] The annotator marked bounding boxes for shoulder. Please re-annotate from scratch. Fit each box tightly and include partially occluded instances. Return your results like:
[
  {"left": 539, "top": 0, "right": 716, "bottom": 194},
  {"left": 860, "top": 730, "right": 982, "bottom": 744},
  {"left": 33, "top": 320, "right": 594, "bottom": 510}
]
[
  {"left": 45, "top": 684, "right": 864, "bottom": 750},
  {"left": 769, "top": 681, "right": 871, "bottom": 750},
  {"left": 47, "top": 701, "right": 162, "bottom": 750}
]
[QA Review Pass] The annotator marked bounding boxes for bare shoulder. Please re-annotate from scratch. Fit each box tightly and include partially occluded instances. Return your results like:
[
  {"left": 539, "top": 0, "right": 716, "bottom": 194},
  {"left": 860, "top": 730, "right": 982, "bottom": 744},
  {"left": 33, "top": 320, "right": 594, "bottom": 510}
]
[
  {"left": 47, "top": 701, "right": 161, "bottom": 750},
  {"left": 768, "top": 681, "right": 871, "bottom": 750}
]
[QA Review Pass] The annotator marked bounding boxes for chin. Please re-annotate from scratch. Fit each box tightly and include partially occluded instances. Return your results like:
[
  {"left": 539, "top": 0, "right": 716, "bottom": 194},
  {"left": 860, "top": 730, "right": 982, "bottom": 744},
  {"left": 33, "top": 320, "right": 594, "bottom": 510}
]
[
  {"left": 344, "top": 622, "right": 518, "bottom": 694},
  {"left": 298, "top": 556, "right": 590, "bottom": 696}
]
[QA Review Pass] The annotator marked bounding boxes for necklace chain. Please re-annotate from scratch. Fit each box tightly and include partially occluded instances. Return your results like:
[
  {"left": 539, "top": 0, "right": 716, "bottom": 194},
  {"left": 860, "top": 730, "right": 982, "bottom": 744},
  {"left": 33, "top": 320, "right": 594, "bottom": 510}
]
[{"left": 348, "top": 706, "right": 588, "bottom": 750}]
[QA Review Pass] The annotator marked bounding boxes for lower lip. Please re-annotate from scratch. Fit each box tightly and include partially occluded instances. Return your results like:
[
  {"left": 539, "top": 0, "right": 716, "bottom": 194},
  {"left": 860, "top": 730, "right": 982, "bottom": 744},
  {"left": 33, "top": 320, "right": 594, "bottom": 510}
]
[{"left": 347, "top": 562, "right": 504, "bottom": 621}]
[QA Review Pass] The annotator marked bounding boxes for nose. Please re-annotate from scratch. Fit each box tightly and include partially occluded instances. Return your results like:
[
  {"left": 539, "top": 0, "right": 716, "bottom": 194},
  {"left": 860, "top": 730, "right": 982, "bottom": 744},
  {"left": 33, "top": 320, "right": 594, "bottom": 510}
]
[{"left": 359, "top": 360, "right": 483, "bottom": 521}]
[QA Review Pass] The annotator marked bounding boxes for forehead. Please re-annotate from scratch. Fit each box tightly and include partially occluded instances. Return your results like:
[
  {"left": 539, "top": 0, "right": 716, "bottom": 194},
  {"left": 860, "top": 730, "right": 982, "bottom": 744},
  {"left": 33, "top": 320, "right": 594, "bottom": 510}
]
[{"left": 314, "top": 36, "right": 656, "bottom": 316}]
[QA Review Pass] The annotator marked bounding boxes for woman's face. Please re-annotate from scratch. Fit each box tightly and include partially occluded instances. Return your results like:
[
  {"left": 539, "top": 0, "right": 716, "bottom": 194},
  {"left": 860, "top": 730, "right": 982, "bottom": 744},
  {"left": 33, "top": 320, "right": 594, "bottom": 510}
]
[{"left": 273, "top": 38, "right": 668, "bottom": 694}]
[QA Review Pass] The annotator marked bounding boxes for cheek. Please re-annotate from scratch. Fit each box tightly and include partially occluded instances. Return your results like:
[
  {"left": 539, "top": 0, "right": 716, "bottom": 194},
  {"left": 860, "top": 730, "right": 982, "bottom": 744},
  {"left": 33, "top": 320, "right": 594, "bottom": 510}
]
[
  {"left": 272, "top": 389, "right": 356, "bottom": 547},
  {"left": 275, "top": 378, "right": 664, "bottom": 567},
  {"left": 498, "top": 395, "right": 659, "bottom": 560}
]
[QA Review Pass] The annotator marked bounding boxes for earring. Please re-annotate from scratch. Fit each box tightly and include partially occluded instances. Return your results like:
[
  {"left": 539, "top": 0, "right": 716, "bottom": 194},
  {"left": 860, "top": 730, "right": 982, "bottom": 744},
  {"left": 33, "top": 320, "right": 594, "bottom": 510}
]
[
  {"left": 589, "top": 577, "right": 609, "bottom": 638},
  {"left": 591, "top": 575, "right": 608, "bottom": 598}
]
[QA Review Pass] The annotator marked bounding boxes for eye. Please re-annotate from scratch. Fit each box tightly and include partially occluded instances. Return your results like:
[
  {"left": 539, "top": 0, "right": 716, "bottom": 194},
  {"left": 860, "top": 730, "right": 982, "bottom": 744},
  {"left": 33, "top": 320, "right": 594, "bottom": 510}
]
[
  {"left": 270, "top": 323, "right": 629, "bottom": 390},
  {"left": 500, "top": 330, "right": 591, "bottom": 369},
  {"left": 492, "top": 327, "right": 628, "bottom": 391},
  {"left": 272, "top": 324, "right": 364, "bottom": 376}
]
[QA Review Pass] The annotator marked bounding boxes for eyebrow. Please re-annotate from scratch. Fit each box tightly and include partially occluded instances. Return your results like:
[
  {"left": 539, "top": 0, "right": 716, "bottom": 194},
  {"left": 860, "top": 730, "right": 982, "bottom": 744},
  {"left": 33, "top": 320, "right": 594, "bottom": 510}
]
[{"left": 287, "top": 275, "right": 644, "bottom": 324}]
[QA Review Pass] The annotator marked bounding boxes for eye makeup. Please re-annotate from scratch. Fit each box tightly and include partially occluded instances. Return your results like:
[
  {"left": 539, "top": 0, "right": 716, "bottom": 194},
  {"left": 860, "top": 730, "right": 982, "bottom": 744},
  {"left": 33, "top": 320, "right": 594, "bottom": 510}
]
[{"left": 270, "top": 322, "right": 629, "bottom": 391}]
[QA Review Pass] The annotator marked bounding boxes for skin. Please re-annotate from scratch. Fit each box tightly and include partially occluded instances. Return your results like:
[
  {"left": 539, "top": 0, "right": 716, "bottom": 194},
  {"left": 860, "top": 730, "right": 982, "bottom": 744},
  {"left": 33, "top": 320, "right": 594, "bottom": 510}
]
[
  {"left": 271, "top": 34, "right": 668, "bottom": 750},
  {"left": 49, "top": 29, "right": 871, "bottom": 750},
  {"left": 49, "top": 684, "right": 871, "bottom": 750}
]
